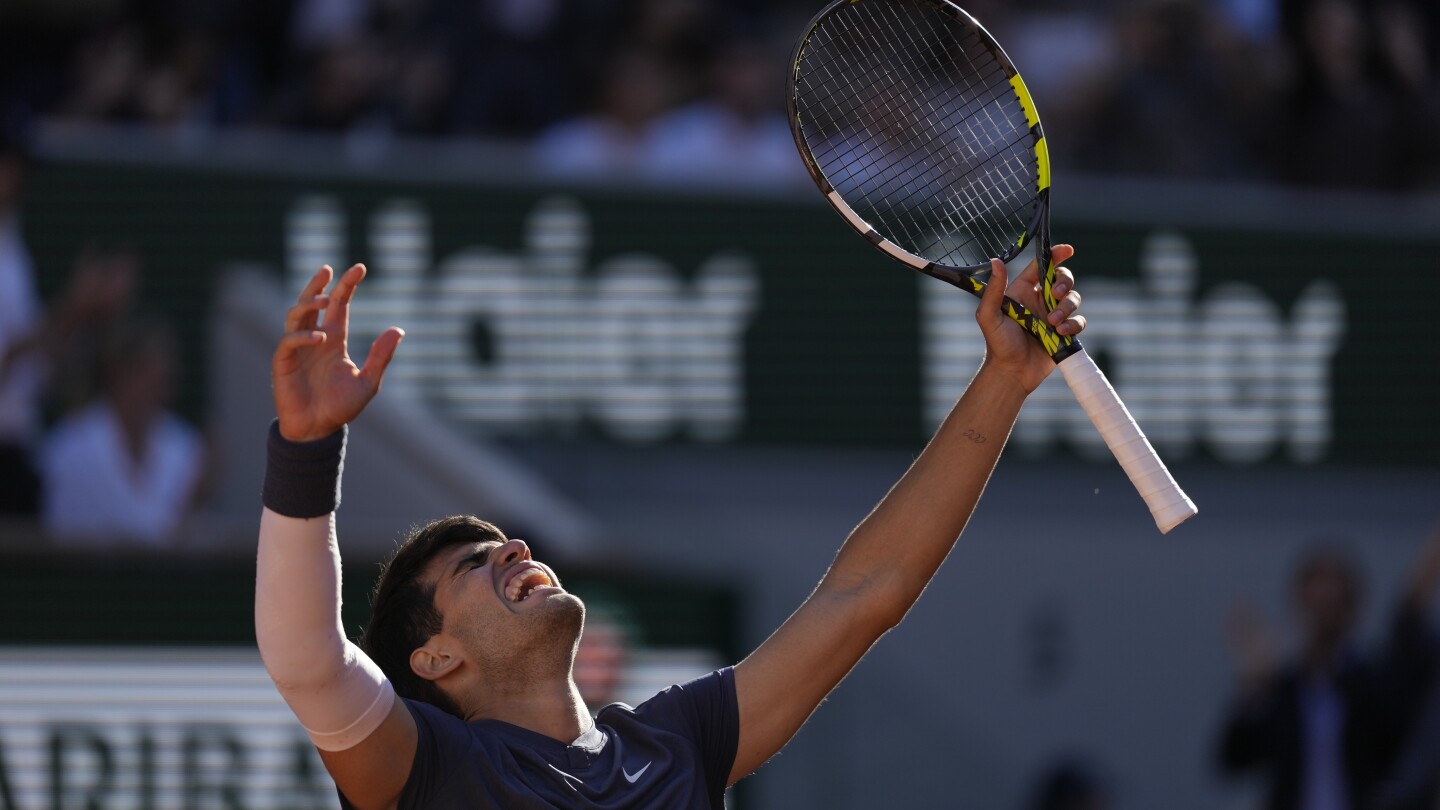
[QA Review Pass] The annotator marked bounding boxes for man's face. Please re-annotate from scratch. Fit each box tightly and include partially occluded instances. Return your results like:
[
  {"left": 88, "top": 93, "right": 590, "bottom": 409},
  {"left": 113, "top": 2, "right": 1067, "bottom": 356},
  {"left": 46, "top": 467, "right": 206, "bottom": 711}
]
[
  {"left": 1296, "top": 559, "right": 1358, "bottom": 650},
  {"left": 422, "top": 539, "right": 585, "bottom": 677}
]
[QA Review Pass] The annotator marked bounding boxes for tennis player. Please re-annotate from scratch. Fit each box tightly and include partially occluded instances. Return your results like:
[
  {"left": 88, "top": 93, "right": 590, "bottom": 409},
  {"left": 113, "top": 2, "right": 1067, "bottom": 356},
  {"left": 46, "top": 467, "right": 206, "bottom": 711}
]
[{"left": 255, "top": 247, "right": 1086, "bottom": 810}]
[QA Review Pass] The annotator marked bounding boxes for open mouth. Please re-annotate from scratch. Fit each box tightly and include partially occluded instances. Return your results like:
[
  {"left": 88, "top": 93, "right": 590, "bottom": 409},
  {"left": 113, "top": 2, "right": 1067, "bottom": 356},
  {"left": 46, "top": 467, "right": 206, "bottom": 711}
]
[{"left": 503, "top": 564, "right": 556, "bottom": 604}]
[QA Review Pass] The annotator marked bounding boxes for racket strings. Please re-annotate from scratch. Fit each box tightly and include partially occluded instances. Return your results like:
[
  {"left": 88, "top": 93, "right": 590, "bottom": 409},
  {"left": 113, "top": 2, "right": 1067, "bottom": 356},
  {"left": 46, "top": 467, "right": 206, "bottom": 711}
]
[
  {"left": 821, "top": 13, "right": 981, "bottom": 220},
  {"left": 864, "top": 16, "right": 1032, "bottom": 264},
  {"left": 793, "top": 0, "right": 1039, "bottom": 268}
]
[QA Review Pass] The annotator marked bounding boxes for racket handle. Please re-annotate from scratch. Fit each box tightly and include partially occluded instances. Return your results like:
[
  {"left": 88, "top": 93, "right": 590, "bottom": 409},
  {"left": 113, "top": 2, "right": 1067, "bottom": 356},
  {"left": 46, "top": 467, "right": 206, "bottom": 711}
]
[{"left": 1057, "top": 349, "right": 1198, "bottom": 534}]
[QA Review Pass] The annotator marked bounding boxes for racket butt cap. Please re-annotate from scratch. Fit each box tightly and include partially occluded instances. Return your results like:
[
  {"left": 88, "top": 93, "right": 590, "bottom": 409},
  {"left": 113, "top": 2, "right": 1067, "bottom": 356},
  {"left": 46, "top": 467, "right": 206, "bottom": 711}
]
[{"left": 1154, "top": 499, "right": 1199, "bottom": 535}]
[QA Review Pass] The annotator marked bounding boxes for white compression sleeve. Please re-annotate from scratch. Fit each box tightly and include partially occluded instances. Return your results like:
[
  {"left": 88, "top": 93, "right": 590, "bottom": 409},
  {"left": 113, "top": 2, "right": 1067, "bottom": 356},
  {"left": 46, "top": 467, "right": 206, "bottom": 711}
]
[{"left": 255, "top": 507, "right": 396, "bottom": 752}]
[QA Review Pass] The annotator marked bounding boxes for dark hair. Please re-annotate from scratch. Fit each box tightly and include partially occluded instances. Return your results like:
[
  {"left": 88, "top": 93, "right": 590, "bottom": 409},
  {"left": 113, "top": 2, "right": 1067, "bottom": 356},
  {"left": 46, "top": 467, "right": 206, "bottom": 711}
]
[
  {"left": 361, "top": 515, "right": 508, "bottom": 718},
  {"left": 1293, "top": 542, "right": 1365, "bottom": 599},
  {"left": 100, "top": 316, "right": 175, "bottom": 381}
]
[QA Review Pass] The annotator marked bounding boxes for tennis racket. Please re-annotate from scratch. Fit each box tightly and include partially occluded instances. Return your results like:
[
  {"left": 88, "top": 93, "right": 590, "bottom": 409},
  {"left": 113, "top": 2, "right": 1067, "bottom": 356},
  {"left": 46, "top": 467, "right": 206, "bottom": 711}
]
[{"left": 787, "top": 0, "right": 1197, "bottom": 533}]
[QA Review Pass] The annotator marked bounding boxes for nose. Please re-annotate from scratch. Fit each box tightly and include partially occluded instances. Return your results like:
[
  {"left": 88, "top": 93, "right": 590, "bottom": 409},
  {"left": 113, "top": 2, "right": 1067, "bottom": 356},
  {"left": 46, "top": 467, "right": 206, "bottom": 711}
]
[{"left": 495, "top": 539, "right": 531, "bottom": 567}]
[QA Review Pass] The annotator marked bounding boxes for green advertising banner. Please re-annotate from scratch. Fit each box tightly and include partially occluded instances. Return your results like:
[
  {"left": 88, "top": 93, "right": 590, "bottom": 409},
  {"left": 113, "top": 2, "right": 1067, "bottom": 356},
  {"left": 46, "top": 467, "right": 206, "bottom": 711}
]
[{"left": 20, "top": 158, "right": 1440, "bottom": 466}]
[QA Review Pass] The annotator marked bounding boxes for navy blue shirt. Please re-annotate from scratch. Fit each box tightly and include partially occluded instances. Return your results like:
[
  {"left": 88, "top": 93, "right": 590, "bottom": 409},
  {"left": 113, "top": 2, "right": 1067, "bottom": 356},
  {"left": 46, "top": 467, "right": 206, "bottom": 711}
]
[{"left": 340, "top": 667, "right": 738, "bottom": 810}]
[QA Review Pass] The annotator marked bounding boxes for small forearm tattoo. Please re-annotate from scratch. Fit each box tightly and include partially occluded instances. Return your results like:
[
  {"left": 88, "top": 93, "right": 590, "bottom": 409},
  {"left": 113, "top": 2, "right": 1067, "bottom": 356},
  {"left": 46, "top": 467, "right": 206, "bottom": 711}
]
[{"left": 962, "top": 428, "right": 986, "bottom": 443}]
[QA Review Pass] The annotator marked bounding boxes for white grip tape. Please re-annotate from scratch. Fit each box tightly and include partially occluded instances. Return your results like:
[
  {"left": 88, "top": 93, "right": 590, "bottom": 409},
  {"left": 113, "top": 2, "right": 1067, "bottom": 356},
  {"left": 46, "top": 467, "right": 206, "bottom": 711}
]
[{"left": 1058, "top": 350, "right": 1198, "bottom": 533}]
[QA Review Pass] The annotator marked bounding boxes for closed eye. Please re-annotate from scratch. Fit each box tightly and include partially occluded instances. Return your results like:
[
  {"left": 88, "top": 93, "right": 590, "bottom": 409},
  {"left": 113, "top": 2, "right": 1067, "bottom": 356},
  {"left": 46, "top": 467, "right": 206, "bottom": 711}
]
[{"left": 452, "top": 546, "right": 495, "bottom": 580}]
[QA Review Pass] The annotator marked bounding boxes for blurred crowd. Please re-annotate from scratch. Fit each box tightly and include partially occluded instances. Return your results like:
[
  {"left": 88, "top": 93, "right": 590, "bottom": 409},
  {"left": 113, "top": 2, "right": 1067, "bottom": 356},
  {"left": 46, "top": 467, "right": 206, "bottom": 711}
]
[
  {"left": 0, "top": 0, "right": 1437, "bottom": 190},
  {"left": 1004, "top": 0, "right": 1440, "bottom": 190},
  {"left": 0, "top": 136, "right": 208, "bottom": 547}
]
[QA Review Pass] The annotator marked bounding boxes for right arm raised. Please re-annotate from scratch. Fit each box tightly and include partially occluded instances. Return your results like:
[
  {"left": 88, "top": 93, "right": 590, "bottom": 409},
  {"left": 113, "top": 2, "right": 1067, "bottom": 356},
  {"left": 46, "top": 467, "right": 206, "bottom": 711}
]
[
  {"left": 254, "top": 264, "right": 410, "bottom": 810},
  {"left": 257, "top": 506, "right": 416, "bottom": 809}
]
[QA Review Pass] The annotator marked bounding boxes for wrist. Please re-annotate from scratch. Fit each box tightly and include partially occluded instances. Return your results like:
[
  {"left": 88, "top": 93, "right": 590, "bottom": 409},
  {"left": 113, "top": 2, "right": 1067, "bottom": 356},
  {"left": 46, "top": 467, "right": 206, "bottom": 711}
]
[
  {"left": 973, "top": 359, "right": 1034, "bottom": 402},
  {"left": 263, "top": 420, "right": 347, "bottom": 518},
  {"left": 276, "top": 417, "right": 343, "bottom": 444}
]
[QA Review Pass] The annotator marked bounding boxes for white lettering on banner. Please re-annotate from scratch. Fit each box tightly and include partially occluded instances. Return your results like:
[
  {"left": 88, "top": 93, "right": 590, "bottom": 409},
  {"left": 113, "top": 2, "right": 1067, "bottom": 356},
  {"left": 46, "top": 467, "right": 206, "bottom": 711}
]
[
  {"left": 921, "top": 230, "right": 1347, "bottom": 464},
  {"left": 0, "top": 649, "right": 338, "bottom": 810},
  {"left": 286, "top": 196, "right": 760, "bottom": 443},
  {"left": 0, "top": 645, "right": 722, "bottom": 809}
]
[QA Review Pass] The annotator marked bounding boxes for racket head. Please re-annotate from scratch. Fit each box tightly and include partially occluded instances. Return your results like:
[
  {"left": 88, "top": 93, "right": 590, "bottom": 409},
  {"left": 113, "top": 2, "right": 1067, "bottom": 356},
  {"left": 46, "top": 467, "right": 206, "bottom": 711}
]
[{"left": 787, "top": 0, "right": 1053, "bottom": 293}]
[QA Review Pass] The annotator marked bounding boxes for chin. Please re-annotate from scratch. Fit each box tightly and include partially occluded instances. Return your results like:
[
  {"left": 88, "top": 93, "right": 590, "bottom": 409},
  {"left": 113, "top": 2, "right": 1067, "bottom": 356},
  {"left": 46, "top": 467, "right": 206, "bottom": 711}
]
[{"left": 537, "top": 592, "right": 585, "bottom": 634}]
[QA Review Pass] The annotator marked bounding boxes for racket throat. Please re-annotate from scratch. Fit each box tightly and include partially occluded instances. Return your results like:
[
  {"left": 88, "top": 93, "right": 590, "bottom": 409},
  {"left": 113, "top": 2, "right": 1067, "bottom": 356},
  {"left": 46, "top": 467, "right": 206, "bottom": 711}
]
[{"left": 1050, "top": 341, "right": 1081, "bottom": 364}]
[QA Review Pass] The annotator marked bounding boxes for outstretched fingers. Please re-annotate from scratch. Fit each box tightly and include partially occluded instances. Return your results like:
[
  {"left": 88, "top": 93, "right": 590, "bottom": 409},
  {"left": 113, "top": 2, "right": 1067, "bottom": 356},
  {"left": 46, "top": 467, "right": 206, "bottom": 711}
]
[
  {"left": 358, "top": 327, "right": 405, "bottom": 390},
  {"left": 298, "top": 265, "right": 334, "bottom": 304},
  {"left": 275, "top": 266, "right": 340, "bottom": 373},
  {"left": 284, "top": 265, "right": 337, "bottom": 334},
  {"left": 272, "top": 329, "right": 327, "bottom": 375},
  {"left": 325, "top": 263, "right": 367, "bottom": 338},
  {"left": 285, "top": 293, "right": 331, "bottom": 334}
]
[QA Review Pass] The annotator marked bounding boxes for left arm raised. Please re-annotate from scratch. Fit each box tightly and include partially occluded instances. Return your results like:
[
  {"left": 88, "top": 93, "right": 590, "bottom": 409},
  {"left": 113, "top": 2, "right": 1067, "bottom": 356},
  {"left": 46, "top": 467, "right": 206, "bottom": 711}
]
[{"left": 728, "top": 248, "right": 1084, "bottom": 784}]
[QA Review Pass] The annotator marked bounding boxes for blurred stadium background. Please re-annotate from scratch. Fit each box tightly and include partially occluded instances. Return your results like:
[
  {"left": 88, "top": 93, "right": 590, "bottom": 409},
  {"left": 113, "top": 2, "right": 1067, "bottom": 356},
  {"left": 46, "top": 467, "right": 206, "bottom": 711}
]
[{"left": 1, "top": 0, "right": 1439, "bottom": 808}]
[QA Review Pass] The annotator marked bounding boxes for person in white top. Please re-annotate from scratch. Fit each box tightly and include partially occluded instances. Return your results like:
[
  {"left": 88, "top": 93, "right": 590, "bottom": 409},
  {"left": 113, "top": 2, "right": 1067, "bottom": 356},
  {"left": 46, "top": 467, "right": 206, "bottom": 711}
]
[
  {"left": 645, "top": 39, "right": 808, "bottom": 188},
  {"left": 0, "top": 134, "right": 43, "bottom": 514},
  {"left": 40, "top": 318, "right": 206, "bottom": 546},
  {"left": 0, "top": 132, "right": 139, "bottom": 517}
]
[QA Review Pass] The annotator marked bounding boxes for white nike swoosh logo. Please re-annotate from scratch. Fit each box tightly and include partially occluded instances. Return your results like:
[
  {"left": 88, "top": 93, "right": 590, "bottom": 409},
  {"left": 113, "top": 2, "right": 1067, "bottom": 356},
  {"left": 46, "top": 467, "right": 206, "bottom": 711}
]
[{"left": 622, "top": 762, "right": 651, "bottom": 783}]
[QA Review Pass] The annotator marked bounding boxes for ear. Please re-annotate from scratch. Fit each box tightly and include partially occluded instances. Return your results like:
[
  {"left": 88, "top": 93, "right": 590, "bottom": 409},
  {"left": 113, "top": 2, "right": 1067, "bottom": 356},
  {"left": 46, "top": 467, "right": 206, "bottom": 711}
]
[{"left": 410, "top": 639, "right": 463, "bottom": 683}]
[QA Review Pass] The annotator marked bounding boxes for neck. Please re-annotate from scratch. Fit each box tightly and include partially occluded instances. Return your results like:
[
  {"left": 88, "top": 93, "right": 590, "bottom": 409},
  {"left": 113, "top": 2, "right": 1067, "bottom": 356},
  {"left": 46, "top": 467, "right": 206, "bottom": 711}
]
[
  {"left": 463, "top": 674, "right": 592, "bottom": 743},
  {"left": 106, "top": 397, "right": 154, "bottom": 468}
]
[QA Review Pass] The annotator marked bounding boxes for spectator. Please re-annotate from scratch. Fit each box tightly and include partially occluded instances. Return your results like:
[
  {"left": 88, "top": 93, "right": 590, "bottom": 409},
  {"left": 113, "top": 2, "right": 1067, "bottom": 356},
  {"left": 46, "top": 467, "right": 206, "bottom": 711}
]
[
  {"left": 572, "top": 602, "right": 637, "bottom": 709},
  {"left": 1079, "top": 0, "right": 1270, "bottom": 181},
  {"left": 279, "top": 27, "right": 392, "bottom": 134},
  {"left": 40, "top": 317, "right": 207, "bottom": 546},
  {"left": 1361, "top": 524, "right": 1440, "bottom": 810},
  {"left": 290, "top": 0, "right": 372, "bottom": 54},
  {"left": 446, "top": 0, "right": 596, "bottom": 137},
  {"left": 1216, "top": 540, "right": 1440, "bottom": 810},
  {"left": 646, "top": 37, "right": 807, "bottom": 188},
  {"left": 621, "top": 0, "right": 714, "bottom": 100},
  {"left": 1276, "top": 0, "right": 1414, "bottom": 189},
  {"left": 0, "top": 133, "right": 42, "bottom": 514},
  {"left": 59, "top": 23, "right": 146, "bottom": 122},
  {"left": 532, "top": 49, "right": 676, "bottom": 179},
  {"left": 61, "top": 20, "right": 219, "bottom": 130}
]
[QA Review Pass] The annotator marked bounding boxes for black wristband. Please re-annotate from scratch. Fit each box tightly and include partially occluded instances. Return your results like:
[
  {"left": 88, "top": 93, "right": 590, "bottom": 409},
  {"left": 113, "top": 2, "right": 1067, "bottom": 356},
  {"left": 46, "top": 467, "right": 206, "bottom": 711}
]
[{"left": 262, "top": 420, "right": 346, "bottom": 518}]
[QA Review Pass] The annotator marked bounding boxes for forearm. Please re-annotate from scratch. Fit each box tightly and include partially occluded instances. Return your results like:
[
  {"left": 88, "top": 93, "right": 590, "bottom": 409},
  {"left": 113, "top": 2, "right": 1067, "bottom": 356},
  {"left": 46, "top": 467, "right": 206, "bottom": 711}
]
[
  {"left": 821, "top": 361, "right": 1027, "bottom": 623},
  {"left": 255, "top": 509, "right": 350, "bottom": 686},
  {"left": 730, "top": 363, "right": 1030, "bottom": 779},
  {"left": 254, "top": 424, "right": 394, "bottom": 751},
  {"left": 730, "top": 256, "right": 1086, "bottom": 781}
]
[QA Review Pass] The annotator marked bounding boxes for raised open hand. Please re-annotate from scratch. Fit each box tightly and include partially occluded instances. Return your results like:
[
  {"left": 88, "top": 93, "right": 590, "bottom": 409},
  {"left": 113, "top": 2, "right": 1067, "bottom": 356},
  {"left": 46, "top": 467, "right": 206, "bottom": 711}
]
[{"left": 272, "top": 264, "right": 404, "bottom": 442}]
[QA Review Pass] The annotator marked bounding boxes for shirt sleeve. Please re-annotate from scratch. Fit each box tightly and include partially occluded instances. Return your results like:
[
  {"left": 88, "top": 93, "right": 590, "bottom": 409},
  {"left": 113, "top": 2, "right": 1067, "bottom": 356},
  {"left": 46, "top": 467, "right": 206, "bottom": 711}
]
[
  {"left": 401, "top": 699, "right": 456, "bottom": 808},
  {"left": 335, "top": 699, "right": 463, "bottom": 810},
  {"left": 631, "top": 667, "right": 739, "bottom": 798}
]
